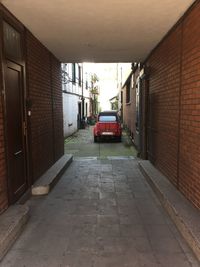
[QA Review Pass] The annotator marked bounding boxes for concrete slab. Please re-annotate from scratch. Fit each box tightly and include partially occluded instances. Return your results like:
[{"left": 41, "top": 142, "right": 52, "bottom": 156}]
[
  {"left": 139, "top": 160, "right": 200, "bottom": 262},
  {"left": 0, "top": 204, "right": 29, "bottom": 261},
  {"left": 32, "top": 154, "right": 73, "bottom": 195}
]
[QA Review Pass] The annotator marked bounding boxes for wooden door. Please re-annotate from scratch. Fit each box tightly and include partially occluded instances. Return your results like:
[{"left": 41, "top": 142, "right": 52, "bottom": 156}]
[{"left": 4, "top": 60, "right": 27, "bottom": 203}]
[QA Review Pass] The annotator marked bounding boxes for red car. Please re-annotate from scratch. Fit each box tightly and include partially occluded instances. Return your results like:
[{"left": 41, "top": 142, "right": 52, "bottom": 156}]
[{"left": 93, "top": 111, "right": 122, "bottom": 142}]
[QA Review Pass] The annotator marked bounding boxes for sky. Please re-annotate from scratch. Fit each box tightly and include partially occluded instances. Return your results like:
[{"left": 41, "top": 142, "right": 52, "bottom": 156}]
[{"left": 83, "top": 63, "right": 131, "bottom": 111}]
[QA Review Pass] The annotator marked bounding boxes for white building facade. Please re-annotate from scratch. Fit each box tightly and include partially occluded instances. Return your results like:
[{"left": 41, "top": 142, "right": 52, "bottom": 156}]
[{"left": 62, "top": 63, "right": 91, "bottom": 137}]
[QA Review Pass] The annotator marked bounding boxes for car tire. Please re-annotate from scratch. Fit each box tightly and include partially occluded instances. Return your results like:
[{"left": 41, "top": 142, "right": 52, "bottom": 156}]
[{"left": 94, "top": 136, "right": 98, "bottom": 143}]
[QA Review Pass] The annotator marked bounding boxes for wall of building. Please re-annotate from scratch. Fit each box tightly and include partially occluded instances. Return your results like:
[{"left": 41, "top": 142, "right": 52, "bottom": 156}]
[
  {"left": 26, "top": 30, "right": 64, "bottom": 182},
  {"left": 179, "top": 3, "right": 200, "bottom": 208},
  {"left": 62, "top": 63, "right": 91, "bottom": 138},
  {"left": 63, "top": 94, "right": 79, "bottom": 137},
  {"left": 120, "top": 2, "right": 200, "bottom": 209},
  {"left": 51, "top": 56, "right": 64, "bottom": 161},
  {"left": 0, "top": 6, "right": 64, "bottom": 213},
  {"left": 122, "top": 84, "right": 132, "bottom": 133},
  {"left": 122, "top": 72, "right": 136, "bottom": 141},
  {"left": 26, "top": 31, "right": 54, "bottom": 182},
  {"left": 147, "top": 25, "right": 181, "bottom": 187},
  {"left": 146, "top": 2, "right": 200, "bottom": 208}
]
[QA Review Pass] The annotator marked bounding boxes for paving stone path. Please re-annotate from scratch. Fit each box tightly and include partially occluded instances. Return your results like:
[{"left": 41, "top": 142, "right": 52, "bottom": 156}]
[{"left": 1, "top": 158, "right": 199, "bottom": 267}]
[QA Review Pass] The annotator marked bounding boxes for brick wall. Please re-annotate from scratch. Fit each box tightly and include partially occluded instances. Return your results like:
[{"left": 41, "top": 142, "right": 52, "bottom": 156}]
[
  {"left": 147, "top": 25, "right": 181, "bottom": 187},
  {"left": 122, "top": 85, "right": 132, "bottom": 132},
  {"left": 140, "top": 78, "right": 148, "bottom": 159},
  {"left": 51, "top": 55, "right": 64, "bottom": 161},
  {"left": 146, "top": 2, "right": 200, "bottom": 208},
  {"left": 122, "top": 74, "right": 136, "bottom": 139},
  {"left": 179, "top": 3, "right": 200, "bottom": 208},
  {"left": 0, "top": 8, "right": 64, "bottom": 213},
  {"left": 26, "top": 31, "right": 64, "bottom": 182},
  {"left": 131, "top": 73, "right": 137, "bottom": 139}
]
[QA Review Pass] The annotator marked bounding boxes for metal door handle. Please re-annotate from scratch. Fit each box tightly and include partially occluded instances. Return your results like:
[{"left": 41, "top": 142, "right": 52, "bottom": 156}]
[{"left": 14, "top": 150, "right": 22, "bottom": 156}]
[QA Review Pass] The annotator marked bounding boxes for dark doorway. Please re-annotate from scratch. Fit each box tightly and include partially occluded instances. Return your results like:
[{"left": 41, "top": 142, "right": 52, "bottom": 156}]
[{"left": 4, "top": 61, "right": 27, "bottom": 203}]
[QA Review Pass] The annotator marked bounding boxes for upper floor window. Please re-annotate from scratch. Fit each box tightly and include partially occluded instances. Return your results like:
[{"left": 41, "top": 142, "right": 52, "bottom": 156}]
[
  {"left": 72, "top": 63, "right": 76, "bottom": 84},
  {"left": 78, "top": 65, "right": 82, "bottom": 87},
  {"left": 3, "top": 21, "right": 22, "bottom": 62}
]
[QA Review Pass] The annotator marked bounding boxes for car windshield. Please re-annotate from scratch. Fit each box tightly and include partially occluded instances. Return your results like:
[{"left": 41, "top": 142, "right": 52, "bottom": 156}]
[{"left": 99, "top": 115, "right": 117, "bottom": 122}]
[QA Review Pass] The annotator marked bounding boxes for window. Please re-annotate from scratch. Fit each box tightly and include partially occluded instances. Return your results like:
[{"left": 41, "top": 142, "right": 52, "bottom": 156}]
[
  {"left": 3, "top": 21, "right": 22, "bottom": 61},
  {"left": 78, "top": 65, "right": 82, "bottom": 87},
  {"left": 72, "top": 63, "right": 76, "bottom": 84},
  {"left": 99, "top": 116, "right": 117, "bottom": 122}
]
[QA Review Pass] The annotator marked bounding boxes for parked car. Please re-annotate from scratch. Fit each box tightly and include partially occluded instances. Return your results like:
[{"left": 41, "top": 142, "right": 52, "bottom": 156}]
[{"left": 93, "top": 111, "right": 122, "bottom": 142}]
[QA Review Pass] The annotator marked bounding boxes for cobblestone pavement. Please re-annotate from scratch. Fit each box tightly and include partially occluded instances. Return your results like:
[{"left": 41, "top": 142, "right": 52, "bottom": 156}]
[{"left": 1, "top": 158, "right": 199, "bottom": 267}]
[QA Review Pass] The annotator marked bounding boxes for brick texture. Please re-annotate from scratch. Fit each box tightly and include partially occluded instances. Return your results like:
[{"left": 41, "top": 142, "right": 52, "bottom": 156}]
[
  {"left": 122, "top": 73, "right": 136, "bottom": 140},
  {"left": 179, "top": 3, "right": 200, "bottom": 208},
  {"left": 51, "top": 55, "right": 64, "bottom": 161},
  {"left": 123, "top": 68, "right": 147, "bottom": 155},
  {"left": 26, "top": 31, "right": 64, "bottom": 182},
  {"left": 0, "top": 10, "right": 64, "bottom": 213},
  {"left": 147, "top": 25, "right": 182, "bottom": 187},
  {"left": 146, "top": 2, "right": 200, "bottom": 208}
]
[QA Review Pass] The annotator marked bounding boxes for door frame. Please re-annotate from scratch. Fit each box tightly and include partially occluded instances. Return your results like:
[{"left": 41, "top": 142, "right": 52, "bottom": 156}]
[
  {"left": 0, "top": 5, "right": 31, "bottom": 204},
  {"left": 4, "top": 60, "right": 27, "bottom": 202}
]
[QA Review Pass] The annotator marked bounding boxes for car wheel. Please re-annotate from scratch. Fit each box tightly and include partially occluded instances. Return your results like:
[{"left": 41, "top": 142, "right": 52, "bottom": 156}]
[{"left": 94, "top": 136, "right": 98, "bottom": 143}]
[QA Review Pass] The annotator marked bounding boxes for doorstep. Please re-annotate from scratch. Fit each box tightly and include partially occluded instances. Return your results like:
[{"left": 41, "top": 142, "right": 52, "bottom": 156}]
[
  {"left": 0, "top": 204, "right": 29, "bottom": 261},
  {"left": 32, "top": 154, "right": 73, "bottom": 196},
  {"left": 139, "top": 160, "right": 200, "bottom": 262}
]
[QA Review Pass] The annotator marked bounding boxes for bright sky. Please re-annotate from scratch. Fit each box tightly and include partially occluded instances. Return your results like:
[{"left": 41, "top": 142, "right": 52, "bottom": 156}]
[{"left": 83, "top": 63, "right": 131, "bottom": 111}]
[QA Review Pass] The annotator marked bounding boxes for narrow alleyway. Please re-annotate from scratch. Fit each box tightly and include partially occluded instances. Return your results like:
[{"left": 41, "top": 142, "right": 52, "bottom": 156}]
[{"left": 1, "top": 129, "right": 199, "bottom": 267}]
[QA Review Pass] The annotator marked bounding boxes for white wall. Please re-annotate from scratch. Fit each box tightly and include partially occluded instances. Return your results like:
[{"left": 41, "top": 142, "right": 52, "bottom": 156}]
[
  {"left": 63, "top": 93, "right": 79, "bottom": 137},
  {"left": 84, "top": 98, "right": 90, "bottom": 118},
  {"left": 62, "top": 63, "right": 91, "bottom": 137}
]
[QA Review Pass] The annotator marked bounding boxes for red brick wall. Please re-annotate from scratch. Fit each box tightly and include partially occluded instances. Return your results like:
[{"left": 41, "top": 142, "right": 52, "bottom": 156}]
[
  {"left": 122, "top": 75, "right": 136, "bottom": 139},
  {"left": 51, "top": 56, "right": 64, "bottom": 161},
  {"left": 0, "top": 7, "right": 63, "bottom": 213},
  {"left": 146, "top": 2, "right": 200, "bottom": 208},
  {"left": 122, "top": 85, "right": 132, "bottom": 132},
  {"left": 26, "top": 31, "right": 64, "bottom": 182},
  {"left": 179, "top": 3, "right": 200, "bottom": 208},
  {"left": 140, "top": 78, "right": 148, "bottom": 159},
  {"left": 131, "top": 73, "right": 137, "bottom": 138},
  {"left": 147, "top": 25, "right": 181, "bottom": 186}
]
